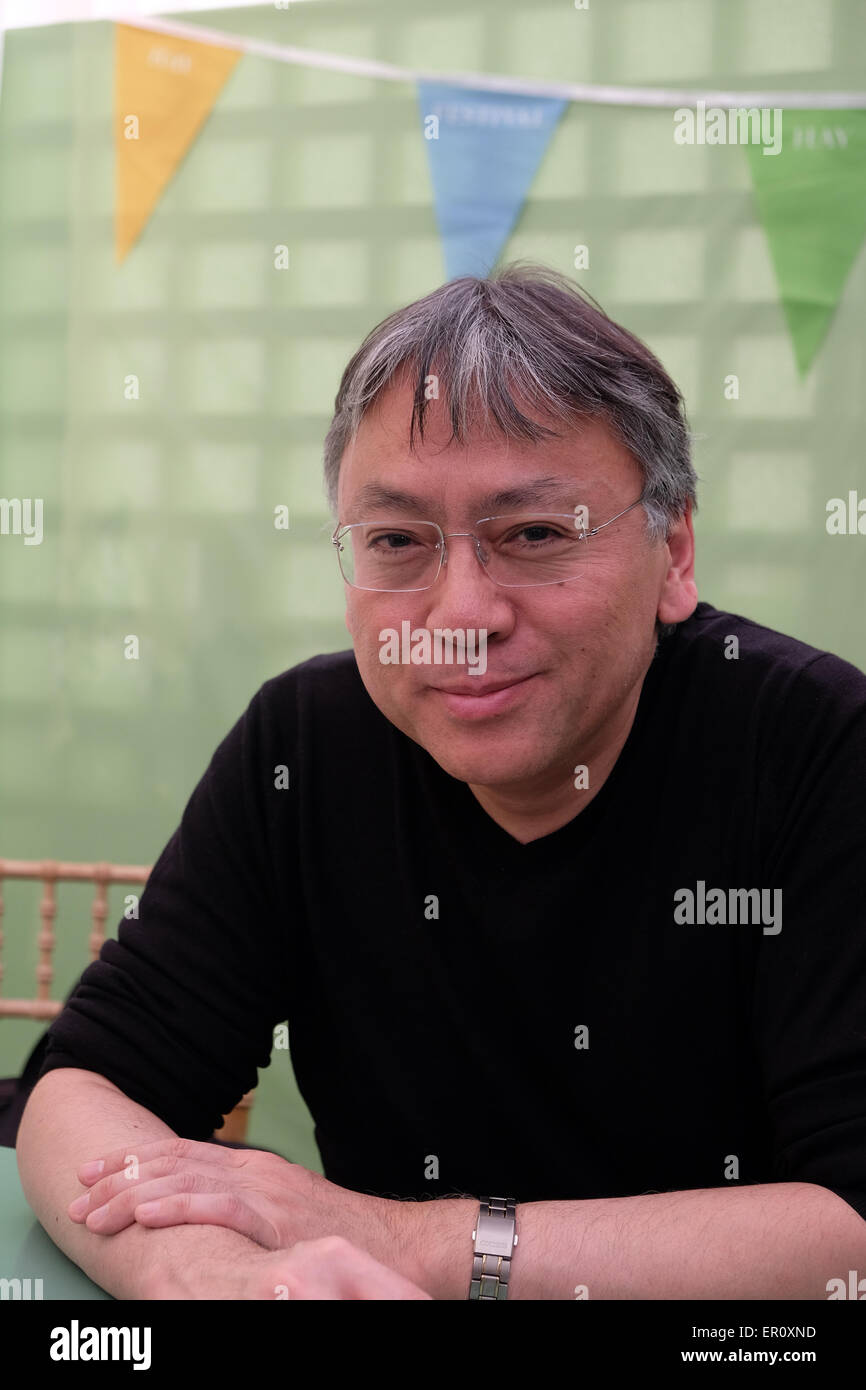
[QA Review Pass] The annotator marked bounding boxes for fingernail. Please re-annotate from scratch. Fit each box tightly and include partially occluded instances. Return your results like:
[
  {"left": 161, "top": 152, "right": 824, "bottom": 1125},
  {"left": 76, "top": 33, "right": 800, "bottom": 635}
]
[
  {"left": 68, "top": 1194, "right": 89, "bottom": 1216},
  {"left": 79, "top": 1160, "right": 104, "bottom": 1181}
]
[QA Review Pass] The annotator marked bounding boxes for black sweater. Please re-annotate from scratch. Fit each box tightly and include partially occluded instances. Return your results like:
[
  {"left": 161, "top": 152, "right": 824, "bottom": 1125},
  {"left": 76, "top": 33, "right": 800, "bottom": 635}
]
[{"left": 39, "top": 602, "right": 866, "bottom": 1218}]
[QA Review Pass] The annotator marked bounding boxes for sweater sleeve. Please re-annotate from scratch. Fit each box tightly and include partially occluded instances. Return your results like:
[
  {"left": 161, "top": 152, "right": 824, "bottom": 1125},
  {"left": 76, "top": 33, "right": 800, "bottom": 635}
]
[
  {"left": 753, "top": 653, "right": 866, "bottom": 1225},
  {"left": 37, "top": 686, "right": 290, "bottom": 1139}
]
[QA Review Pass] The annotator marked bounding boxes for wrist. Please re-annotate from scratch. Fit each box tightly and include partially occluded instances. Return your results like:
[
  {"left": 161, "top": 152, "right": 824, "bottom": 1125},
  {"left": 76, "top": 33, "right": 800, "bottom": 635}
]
[
  {"left": 399, "top": 1197, "right": 478, "bottom": 1299},
  {"left": 137, "top": 1225, "right": 264, "bottom": 1300},
  {"left": 143, "top": 1248, "right": 276, "bottom": 1301}
]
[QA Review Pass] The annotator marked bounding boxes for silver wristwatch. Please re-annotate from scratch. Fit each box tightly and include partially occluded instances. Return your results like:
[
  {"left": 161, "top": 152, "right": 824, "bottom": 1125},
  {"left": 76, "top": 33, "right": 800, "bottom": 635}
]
[{"left": 468, "top": 1197, "right": 518, "bottom": 1299}]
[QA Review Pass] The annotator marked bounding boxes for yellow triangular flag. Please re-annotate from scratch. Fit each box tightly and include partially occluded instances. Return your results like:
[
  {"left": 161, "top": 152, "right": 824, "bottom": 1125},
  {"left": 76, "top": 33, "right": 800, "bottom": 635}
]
[{"left": 115, "top": 23, "right": 241, "bottom": 263}]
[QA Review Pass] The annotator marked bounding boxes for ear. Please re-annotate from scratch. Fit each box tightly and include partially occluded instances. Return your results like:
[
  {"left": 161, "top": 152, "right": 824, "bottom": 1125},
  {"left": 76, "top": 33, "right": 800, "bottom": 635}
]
[{"left": 657, "top": 503, "right": 698, "bottom": 626}]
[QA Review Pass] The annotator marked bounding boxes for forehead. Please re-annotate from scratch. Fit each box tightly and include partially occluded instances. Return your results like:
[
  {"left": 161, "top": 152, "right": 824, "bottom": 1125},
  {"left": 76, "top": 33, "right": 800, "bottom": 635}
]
[{"left": 338, "top": 377, "right": 642, "bottom": 512}]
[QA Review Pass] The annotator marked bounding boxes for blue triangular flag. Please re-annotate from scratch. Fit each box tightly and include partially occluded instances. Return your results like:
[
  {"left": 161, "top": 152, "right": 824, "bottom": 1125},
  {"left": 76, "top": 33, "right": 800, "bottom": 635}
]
[{"left": 417, "top": 82, "right": 568, "bottom": 279}]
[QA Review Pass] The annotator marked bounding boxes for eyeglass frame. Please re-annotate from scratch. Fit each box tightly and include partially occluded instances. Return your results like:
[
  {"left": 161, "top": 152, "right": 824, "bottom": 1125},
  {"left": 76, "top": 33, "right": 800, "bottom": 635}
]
[{"left": 330, "top": 491, "right": 646, "bottom": 591}]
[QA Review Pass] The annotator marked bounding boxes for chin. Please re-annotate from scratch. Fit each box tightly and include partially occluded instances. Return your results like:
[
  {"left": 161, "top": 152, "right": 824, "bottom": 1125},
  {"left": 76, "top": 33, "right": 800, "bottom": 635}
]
[{"left": 419, "top": 733, "right": 542, "bottom": 787}]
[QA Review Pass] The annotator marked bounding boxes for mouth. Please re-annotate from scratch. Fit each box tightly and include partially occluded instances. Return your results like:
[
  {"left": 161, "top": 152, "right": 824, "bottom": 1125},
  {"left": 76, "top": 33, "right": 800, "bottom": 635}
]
[{"left": 427, "top": 674, "right": 537, "bottom": 719}]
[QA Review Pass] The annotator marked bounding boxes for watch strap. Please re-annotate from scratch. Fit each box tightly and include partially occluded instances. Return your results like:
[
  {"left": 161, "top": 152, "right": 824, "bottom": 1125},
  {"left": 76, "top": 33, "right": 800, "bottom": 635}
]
[{"left": 468, "top": 1196, "right": 518, "bottom": 1300}]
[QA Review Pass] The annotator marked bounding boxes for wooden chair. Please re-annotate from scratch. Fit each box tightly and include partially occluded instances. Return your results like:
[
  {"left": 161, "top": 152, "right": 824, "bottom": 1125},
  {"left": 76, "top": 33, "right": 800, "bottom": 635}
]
[{"left": 0, "top": 858, "right": 255, "bottom": 1142}]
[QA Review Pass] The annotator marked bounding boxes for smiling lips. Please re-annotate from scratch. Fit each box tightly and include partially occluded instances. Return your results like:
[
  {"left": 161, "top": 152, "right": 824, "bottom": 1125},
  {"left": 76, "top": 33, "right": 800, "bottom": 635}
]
[
  {"left": 428, "top": 674, "right": 537, "bottom": 718},
  {"left": 430, "top": 676, "right": 531, "bottom": 697}
]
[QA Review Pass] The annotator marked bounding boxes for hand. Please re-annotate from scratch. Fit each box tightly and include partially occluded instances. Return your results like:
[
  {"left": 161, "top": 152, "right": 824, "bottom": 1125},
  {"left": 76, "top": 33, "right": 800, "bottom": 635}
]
[
  {"left": 142, "top": 1236, "right": 433, "bottom": 1300},
  {"left": 67, "top": 1138, "right": 424, "bottom": 1286}
]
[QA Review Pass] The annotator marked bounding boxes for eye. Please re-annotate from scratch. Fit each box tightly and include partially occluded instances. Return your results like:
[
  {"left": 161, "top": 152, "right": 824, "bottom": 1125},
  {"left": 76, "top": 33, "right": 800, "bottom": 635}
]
[
  {"left": 364, "top": 528, "right": 437, "bottom": 555},
  {"left": 501, "top": 522, "right": 571, "bottom": 548},
  {"left": 519, "top": 524, "right": 560, "bottom": 543},
  {"left": 369, "top": 531, "right": 413, "bottom": 550}
]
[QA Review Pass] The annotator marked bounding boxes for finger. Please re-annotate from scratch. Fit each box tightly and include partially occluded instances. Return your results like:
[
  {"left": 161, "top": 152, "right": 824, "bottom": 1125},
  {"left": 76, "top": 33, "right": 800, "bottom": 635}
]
[
  {"left": 132, "top": 1191, "right": 277, "bottom": 1248},
  {"left": 326, "top": 1242, "right": 433, "bottom": 1300},
  {"left": 279, "top": 1239, "right": 433, "bottom": 1301},
  {"left": 352, "top": 1270, "right": 433, "bottom": 1300},
  {"left": 289, "top": 1271, "right": 432, "bottom": 1301},
  {"left": 76, "top": 1172, "right": 229, "bottom": 1236},
  {"left": 68, "top": 1150, "right": 237, "bottom": 1220},
  {"left": 76, "top": 1136, "right": 243, "bottom": 1185}
]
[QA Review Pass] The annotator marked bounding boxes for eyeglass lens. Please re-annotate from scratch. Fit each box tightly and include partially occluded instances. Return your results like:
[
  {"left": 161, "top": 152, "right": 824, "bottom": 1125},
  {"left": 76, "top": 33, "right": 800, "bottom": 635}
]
[{"left": 335, "top": 515, "right": 590, "bottom": 590}]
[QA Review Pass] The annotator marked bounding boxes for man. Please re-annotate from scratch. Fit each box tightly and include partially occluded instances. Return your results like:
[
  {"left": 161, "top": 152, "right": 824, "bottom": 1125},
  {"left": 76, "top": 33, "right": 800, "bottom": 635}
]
[{"left": 16, "top": 264, "right": 866, "bottom": 1299}]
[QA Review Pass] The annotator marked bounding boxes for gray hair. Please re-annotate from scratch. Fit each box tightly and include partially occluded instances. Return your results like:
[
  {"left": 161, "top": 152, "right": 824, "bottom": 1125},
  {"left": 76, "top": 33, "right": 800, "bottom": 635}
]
[{"left": 322, "top": 260, "right": 698, "bottom": 548}]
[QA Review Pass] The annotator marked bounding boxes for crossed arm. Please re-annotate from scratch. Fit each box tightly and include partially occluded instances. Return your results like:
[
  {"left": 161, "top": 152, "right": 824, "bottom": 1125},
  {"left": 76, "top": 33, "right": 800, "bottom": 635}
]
[{"left": 17, "top": 1068, "right": 866, "bottom": 1300}]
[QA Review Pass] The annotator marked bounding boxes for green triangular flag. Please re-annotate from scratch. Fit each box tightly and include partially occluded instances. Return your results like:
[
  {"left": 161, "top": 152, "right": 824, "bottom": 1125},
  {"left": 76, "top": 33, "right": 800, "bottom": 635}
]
[{"left": 745, "top": 111, "right": 866, "bottom": 376}]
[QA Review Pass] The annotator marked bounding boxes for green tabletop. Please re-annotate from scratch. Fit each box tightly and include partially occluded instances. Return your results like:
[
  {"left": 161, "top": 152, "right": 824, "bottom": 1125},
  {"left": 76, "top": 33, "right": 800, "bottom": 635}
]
[{"left": 0, "top": 1145, "right": 112, "bottom": 1299}]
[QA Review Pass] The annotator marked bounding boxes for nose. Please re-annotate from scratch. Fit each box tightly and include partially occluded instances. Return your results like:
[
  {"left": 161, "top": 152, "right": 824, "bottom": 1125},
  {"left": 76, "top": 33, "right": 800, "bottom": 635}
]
[{"left": 422, "top": 532, "right": 514, "bottom": 635}]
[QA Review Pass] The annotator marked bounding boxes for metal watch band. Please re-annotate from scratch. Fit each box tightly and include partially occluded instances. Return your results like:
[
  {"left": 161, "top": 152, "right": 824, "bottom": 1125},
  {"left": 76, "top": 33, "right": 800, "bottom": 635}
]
[{"left": 468, "top": 1196, "right": 518, "bottom": 1300}]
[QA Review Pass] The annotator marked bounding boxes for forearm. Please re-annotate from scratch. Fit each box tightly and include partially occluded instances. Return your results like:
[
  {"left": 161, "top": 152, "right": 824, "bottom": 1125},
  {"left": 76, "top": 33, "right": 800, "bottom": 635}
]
[
  {"left": 419, "top": 1184, "right": 866, "bottom": 1300},
  {"left": 16, "top": 1067, "right": 261, "bottom": 1300}
]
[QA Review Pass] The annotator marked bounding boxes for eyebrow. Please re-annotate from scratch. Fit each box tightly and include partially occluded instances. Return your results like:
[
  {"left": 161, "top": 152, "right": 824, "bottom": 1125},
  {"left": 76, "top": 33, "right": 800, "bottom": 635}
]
[{"left": 347, "top": 477, "right": 582, "bottom": 517}]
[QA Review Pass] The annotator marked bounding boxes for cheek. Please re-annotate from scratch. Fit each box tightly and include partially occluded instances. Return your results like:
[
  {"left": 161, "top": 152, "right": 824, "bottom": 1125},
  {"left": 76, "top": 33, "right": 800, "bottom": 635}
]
[
  {"left": 543, "top": 588, "right": 614, "bottom": 647},
  {"left": 349, "top": 605, "right": 407, "bottom": 669},
  {"left": 545, "top": 591, "right": 643, "bottom": 687},
  {"left": 346, "top": 599, "right": 383, "bottom": 650},
  {"left": 591, "top": 562, "right": 654, "bottom": 630}
]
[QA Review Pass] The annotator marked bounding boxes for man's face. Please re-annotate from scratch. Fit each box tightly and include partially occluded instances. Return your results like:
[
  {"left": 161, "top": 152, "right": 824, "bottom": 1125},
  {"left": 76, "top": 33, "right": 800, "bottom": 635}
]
[{"left": 337, "top": 379, "right": 696, "bottom": 793}]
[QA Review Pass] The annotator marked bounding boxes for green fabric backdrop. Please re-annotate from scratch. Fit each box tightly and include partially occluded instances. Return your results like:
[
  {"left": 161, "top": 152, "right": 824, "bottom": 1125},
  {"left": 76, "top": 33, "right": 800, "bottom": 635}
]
[{"left": 1, "top": 0, "right": 865, "bottom": 1168}]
